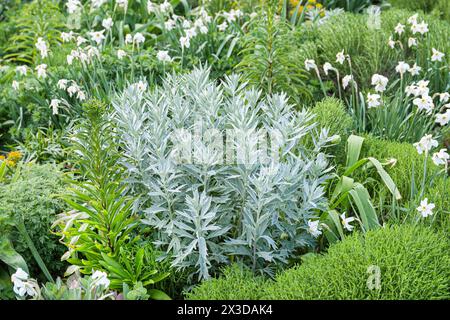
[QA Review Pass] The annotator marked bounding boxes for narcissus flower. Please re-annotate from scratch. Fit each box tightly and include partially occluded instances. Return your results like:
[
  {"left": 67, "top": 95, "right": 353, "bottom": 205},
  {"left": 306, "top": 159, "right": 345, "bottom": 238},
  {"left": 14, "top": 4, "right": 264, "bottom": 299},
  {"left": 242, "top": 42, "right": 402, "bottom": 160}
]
[
  {"left": 102, "top": 17, "right": 114, "bottom": 30},
  {"left": 16, "top": 65, "right": 27, "bottom": 76},
  {"left": 407, "top": 14, "right": 418, "bottom": 25},
  {"left": 342, "top": 75, "right": 353, "bottom": 89},
  {"left": 340, "top": 213, "right": 355, "bottom": 232},
  {"left": 165, "top": 19, "right": 176, "bottom": 30},
  {"left": 413, "top": 95, "right": 434, "bottom": 113},
  {"left": 432, "top": 148, "right": 449, "bottom": 166},
  {"left": 307, "top": 220, "right": 322, "bottom": 238},
  {"left": 371, "top": 74, "right": 388, "bottom": 92},
  {"left": 117, "top": 49, "right": 127, "bottom": 60},
  {"left": 35, "top": 64, "right": 47, "bottom": 79},
  {"left": 408, "top": 37, "right": 417, "bottom": 47},
  {"left": 66, "top": 0, "right": 81, "bottom": 14},
  {"left": 413, "top": 134, "right": 438, "bottom": 155},
  {"left": 416, "top": 198, "right": 435, "bottom": 218},
  {"left": 133, "top": 32, "right": 145, "bottom": 45},
  {"left": 431, "top": 48, "right": 445, "bottom": 62},
  {"left": 395, "top": 61, "right": 410, "bottom": 75},
  {"left": 50, "top": 99, "right": 60, "bottom": 115},
  {"left": 367, "top": 93, "right": 381, "bottom": 108},
  {"left": 89, "top": 30, "right": 106, "bottom": 45},
  {"left": 388, "top": 36, "right": 395, "bottom": 49},
  {"left": 57, "top": 79, "right": 68, "bottom": 90},
  {"left": 218, "top": 22, "right": 228, "bottom": 31},
  {"left": 394, "top": 23, "right": 405, "bottom": 35},
  {"left": 336, "top": 50, "right": 345, "bottom": 64},
  {"left": 157, "top": 50, "right": 172, "bottom": 62},
  {"left": 304, "top": 59, "right": 317, "bottom": 71},
  {"left": 408, "top": 63, "right": 421, "bottom": 76},
  {"left": 323, "top": 62, "right": 334, "bottom": 75},
  {"left": 435, "top": 109, "right": 450, "bottom": 126},
  {"left": 35, "top": 37, "right": 49, "bottom": 58},
  {"left": 61, "top": 31, "right": 74, "bottom": 42},
  {"left": 92, "top": 270, "right": 110, "bottom": 288},
  {"left": 180, "top": 36, "right": 190, "bottom": 48}
]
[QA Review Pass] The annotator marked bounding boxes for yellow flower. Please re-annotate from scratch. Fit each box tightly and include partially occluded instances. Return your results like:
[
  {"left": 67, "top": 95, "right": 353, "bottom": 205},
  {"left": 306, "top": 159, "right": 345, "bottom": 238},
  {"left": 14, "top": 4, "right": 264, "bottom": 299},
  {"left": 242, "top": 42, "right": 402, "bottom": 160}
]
[
  {"left": 0, "top": 155, "right": 5, "bottom": 161},
  {"left": 6, "top": 160, "right": 16, "bottom": 167},
  {"left": 7, "top": 150, "right": 22, "bottom": 162}
]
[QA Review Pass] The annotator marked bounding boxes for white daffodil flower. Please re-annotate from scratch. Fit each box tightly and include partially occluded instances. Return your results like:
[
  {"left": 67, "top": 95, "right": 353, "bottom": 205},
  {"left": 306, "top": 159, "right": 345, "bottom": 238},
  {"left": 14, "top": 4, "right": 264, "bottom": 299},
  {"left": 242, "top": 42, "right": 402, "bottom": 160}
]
[
  {"left": 180, "top": 36, "right": 190, "bottom": 48},
  {"left": 367, "top": 93, "right": 381, "bottom": 108},
  {"left": 336, "top": 50, "right": 345, "bottom": 64},
  {"left": 413, "top": 134, "right": 438, "bottom": 155},
  {"left": 218, "top": 22, "right": 228, "bottom": 32},
  {"left": 35, "top": 64, "right": 47, "bottom": 79},
  {"left": 408, "top": 37, "right": 417, "bottom": 47},
  {"left": 35, "top": 37, "right": 49, "bottom": 58},
  {"left": 416, "top": 198, "right": 435, "bottom": 218},
  {"left": 307, "top": 220, "right": 322, "bottom": 238},
  {"left": 395, "top": 61, "right": 410, "bottom": 75},
  {"left": 323, "top": 62, "right": 335, "bottom": 76},
  {"left": 394, "top": 23, "right": 405, "bottom": 35},
  {"left": 342, "top": 75, "right": 353, "bottom": 89},
  {"left": 408, "top": 63, "right": 421, "bottom": 76},
  {"left": 91, "top": 270, "right": 110, "bottom": 288},
  {"left": 304, "top": 59, "right": 317, "bottom": 71},
  {"left": 157, "top": 50, "right": 172, "bottom": 62},
  {"left": 432, "top": 148, "right": 449, "bottom": 166},
  {"left": 133, "top": 32, "right": 145, "bottom": 45},
  {"left": 16, "top": 65, "right": 27, "bottom": 76},
  {"left": 89, "top": 30, "right": 106, "bottom": 45},
  {"left": 371, "top": 74, "right": 388, "bottom": 92},
  {"left": 50, "top": 99, "right": 60, "bottom": 115},
  {"left": 413, "top": 95, "right": 434, "bottom": 113},
  {"left": 117, "top": 49, "right": 127, "bottom": 60},
  {"left": 439, "top": 92, "right": 450, "bottom": 103},
  {"left": 388, "top": 36, "right": 395, "bottom": 49},
  {"left": 102, "top": 17, "right": 114, "bottom": 30},
  {"left": 340, "top": 213, "right": 355, "bottom": 232},
  {"left": 431, "top": 48, "right": 445, "bottom": 62},
  {"left": 435, "top": 109, "right": 450, "bottom": 126}
]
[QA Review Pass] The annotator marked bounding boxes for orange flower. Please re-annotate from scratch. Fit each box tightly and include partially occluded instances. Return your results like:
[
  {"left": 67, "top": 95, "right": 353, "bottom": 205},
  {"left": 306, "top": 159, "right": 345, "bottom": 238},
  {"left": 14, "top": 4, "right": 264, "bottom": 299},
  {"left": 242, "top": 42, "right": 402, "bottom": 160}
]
[{"left": 7, "top": 150, "right": 22, "bottom": 162}]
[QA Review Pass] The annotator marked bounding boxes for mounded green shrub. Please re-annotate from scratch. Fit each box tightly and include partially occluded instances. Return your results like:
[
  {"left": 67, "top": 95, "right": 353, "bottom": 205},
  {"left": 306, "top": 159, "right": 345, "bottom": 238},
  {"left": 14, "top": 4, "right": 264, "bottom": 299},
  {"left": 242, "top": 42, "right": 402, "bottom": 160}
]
[
  {"left": 310, "top": 97, "right": 354, "bottom": 164},
  {"left": 186, "top": 264, "right": 269, "bottom": 300},
  {"left": 265, "top": 224, "right": 450, "bottom": 300},
  {"left": 0, "top": 163, "right": 67, "bottom": 278}
]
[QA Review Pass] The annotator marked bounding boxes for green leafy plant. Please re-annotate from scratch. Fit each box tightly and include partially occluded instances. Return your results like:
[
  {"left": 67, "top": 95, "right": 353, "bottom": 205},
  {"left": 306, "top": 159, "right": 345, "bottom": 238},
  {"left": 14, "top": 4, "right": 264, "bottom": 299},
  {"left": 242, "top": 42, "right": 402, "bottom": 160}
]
[
  {"left": 321, "top": 134, "right": 400, "bottom": 242},
  {"left": 237, "top": 0, "right": 312, "bottom": 104},
  {"left": 52, "top": 99, "right": 169, "bottom": 299}
]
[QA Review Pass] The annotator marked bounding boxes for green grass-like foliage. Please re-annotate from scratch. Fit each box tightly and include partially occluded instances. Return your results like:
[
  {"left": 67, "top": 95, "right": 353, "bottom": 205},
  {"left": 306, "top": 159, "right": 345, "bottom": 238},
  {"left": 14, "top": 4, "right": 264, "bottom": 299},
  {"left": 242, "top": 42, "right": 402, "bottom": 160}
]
[
  {"left": 186, "top": 264, "right": 269, "bottom": 300},
  {"left": 311, "top": 97, "right": 354, "bottom": 164},
  {"left": 266, "top": 224, "right": 450, "bottom": 299},
  {"left": 0, "top": 163, "right": 67, "bottom": 278}
]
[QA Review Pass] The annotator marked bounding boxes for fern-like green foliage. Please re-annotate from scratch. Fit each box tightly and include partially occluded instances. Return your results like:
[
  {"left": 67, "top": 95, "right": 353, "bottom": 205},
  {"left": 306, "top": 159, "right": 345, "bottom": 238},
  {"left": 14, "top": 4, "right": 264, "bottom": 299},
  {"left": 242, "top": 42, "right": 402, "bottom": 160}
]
[
  {"left": 236, "top": 0, "right": 312, "bottom": 104},
  {"left": 1, "top": 0, "right": 65, "bottom": 65}
]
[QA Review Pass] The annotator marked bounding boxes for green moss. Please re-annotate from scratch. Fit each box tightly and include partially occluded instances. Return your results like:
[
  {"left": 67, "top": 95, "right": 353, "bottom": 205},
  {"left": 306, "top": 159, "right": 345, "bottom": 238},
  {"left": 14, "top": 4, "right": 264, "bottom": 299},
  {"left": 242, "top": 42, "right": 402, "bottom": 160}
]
[
  {"left": 186, "top": 264, "right": 269, "bottom": 300},
  {"left": 0, "top": 163, "right": 68, "bottom": 279},
  {"left": 265, "top": 224, "right": 450, "bottom": 299}
]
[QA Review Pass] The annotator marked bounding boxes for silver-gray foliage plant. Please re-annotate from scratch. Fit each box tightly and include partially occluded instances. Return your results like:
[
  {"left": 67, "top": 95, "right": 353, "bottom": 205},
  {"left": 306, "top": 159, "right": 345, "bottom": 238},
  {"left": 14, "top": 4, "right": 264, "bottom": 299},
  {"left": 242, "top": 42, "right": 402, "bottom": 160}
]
[{"left": 111, "top": 67, "right": 336, "bottom": 280}]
